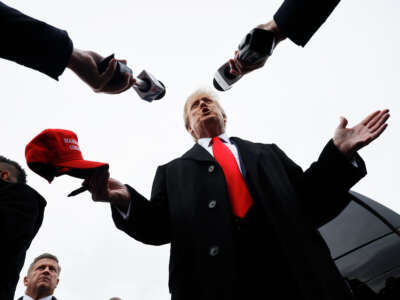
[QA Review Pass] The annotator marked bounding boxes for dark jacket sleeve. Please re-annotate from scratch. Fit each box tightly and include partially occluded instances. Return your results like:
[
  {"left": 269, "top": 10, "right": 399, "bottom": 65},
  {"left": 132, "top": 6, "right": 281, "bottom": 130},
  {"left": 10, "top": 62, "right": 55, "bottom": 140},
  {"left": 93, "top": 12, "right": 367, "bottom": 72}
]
[
  {"left": 0, "top": 2, "right": 73, "bottom": 80},
  {"left": 273, "top": 0, "right": 340, "bottom": 46},
  {"left": 111, "top": 165, "right": 171, "bottom": 246},
  {"left": 0, "top": 183, "right": 46, "bottom": 300},
  {"left": 272, "top": 139, "right": 367, "bottom": 228}
]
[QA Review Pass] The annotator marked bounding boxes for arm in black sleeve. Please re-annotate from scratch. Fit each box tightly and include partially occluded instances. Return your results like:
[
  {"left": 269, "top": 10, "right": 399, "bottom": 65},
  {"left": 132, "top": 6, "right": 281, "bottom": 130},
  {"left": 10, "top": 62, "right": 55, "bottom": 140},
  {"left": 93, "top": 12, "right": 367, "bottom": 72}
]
[
  {"left": 273, "top": 0, "right": 340, "bottom": 46},
  {"left": 272, "top": 139, "right": 367, "bottom": 227},
  {"left": 111, "top": 165, "right": 171, "bottom": 246},
  {"left": 0, "top": 2, "right": 73, "bottom": 80},
  {"left": 0, "top": 183, "right": 45, "bottom": 300}
]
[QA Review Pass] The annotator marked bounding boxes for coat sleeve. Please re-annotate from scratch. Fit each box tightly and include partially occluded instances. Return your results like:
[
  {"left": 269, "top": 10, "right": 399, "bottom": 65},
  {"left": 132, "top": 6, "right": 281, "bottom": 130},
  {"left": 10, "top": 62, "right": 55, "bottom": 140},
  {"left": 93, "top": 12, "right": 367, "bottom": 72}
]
[
  {"left": 0, "top": 2, "right": 73, "bottom": 80},
  {"left": 271, "top": 139, "right": 367, "bottom": 228},
  {"left": 0, "top": 184, "right": 45, "bottom": 300},
  {"left": 273, "top": 0, "right": 340, "bottom": 46},
  {"left": 111, "top": 165, "right": 171, "bottom": 246}
]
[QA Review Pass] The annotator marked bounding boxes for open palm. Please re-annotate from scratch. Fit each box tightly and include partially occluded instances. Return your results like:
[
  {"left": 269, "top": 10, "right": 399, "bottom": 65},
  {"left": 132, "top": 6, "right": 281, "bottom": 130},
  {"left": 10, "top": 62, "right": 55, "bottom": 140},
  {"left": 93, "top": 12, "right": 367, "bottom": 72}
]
[{"left": 333, "top": 109, "right": 390, "bottom": 158}]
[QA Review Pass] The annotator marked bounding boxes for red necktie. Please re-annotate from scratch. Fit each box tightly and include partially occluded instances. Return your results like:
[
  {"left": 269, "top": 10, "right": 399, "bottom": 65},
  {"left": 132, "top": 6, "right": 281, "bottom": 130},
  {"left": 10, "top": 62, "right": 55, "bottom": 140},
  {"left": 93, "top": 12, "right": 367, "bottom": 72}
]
[{"left": 212, "top": 137, "right": 253, "bottom": 218}]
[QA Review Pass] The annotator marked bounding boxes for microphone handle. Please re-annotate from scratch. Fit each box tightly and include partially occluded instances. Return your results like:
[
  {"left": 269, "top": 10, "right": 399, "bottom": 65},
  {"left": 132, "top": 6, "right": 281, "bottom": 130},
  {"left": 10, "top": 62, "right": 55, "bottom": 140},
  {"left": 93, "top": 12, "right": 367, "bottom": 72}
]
[{"left": 97, "top": 54, "right": 149, "bottom": 91}]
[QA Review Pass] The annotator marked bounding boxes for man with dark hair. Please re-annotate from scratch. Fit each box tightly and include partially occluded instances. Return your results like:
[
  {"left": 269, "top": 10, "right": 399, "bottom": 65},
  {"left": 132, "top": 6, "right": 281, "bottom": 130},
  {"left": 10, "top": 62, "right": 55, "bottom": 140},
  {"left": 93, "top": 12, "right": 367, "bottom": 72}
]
[
  {"left": 88, "top": 89, "right": 390, "bottom": 300},
  {"left": 0, "top": 155, "right": 27, "bottom": 184},
  {"left": 0, "top": 156, "right": 47, "bottom": 300},
  {"left": 0, "top": 1, "right": 135, "bottom": 94},
  {"left": 18, "top": 253, "right": 61, "bottom": 300}
]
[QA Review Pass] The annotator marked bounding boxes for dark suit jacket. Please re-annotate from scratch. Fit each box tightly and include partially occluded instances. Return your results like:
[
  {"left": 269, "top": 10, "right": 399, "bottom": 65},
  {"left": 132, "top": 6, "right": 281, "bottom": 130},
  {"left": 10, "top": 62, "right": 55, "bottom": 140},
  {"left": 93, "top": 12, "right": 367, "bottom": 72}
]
[
  {"left": 0, "top": 2, "right": 73, "bottom": 80},
  {"left": 0, "top": 180, "right": 47, "bottom": 300},
  {"left": 274, "top": 0, "right": 341, "bottom": 46},
  {"left": 112, "top": 138, "right": 366, "bottom": 300}
]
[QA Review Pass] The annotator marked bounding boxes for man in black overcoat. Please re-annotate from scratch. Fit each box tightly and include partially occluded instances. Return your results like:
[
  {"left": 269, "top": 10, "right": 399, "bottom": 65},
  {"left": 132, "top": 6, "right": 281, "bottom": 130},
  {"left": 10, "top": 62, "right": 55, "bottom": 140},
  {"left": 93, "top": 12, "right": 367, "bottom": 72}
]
[
  {"left": 87, "top": 89, "right": 389, "bottom": 300},
  {"left": 0, "top": 156, "right": 46, "bottom": 300}
]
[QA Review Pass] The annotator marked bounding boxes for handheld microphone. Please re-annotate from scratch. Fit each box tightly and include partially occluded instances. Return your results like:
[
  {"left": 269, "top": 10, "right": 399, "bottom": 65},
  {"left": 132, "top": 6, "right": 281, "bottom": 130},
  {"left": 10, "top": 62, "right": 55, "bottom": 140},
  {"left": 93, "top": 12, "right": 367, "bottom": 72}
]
[
  {"left": 213, "top": 28, "right": 276, "bottom": 91},
  {"left": 97, "top": 54, "right": 166, "bottom": 102}
]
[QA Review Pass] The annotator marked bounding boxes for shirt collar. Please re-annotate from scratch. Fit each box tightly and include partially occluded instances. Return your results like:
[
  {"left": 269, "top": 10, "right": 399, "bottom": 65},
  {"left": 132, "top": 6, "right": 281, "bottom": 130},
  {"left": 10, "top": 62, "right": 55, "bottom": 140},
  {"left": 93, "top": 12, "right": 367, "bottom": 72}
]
[
  {"left": 197, "top": 133, "right": 230, "bottom": 148},
  {"left": 23, "top": 295, "right": 53, "bottom": 300}
]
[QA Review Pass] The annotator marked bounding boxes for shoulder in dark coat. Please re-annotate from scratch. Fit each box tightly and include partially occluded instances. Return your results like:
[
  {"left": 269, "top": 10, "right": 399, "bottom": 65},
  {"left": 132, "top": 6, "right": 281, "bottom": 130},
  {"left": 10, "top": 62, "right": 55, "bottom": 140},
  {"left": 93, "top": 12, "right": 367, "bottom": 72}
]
[{"left": 0, "top": 180, "right": 47, "bottom": 300}]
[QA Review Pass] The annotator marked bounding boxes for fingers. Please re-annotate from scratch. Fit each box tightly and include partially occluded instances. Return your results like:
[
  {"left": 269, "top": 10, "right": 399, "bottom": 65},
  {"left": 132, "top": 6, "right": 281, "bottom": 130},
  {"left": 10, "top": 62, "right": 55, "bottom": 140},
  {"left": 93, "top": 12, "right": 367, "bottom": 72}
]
[
  {"left": 229, "top": 59, "right": 241, "bottom": 76},
  {"left": 369, "top": 110, "right": 390, "bottom": 133},
  {"left": 87, "top": 168, "right": 110, "bottom": 202},
  {"left": 366, "top": 109, "right": 390, "bottom": 129},
  {"left": 369, "top": 123, "right": 388, "bottom": 142},
  {"left": 361, "top": 110, "right": 381, "bottom": 126},
  {"left": 105, "top": 72, "right": 135, "bottom": 94},
  {"left": 337, "top": 116, "right": 348, "bottom": 129},
  {"left": 95, "top": 59, "right": 118, "bottom": 92}
]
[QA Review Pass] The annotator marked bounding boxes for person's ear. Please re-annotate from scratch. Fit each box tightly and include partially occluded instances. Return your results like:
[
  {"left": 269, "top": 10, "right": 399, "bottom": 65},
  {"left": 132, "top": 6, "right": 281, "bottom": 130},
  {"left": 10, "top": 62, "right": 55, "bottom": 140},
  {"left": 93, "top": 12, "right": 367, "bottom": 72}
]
[
  {"left": 1, "top": 170, "right": 10, "bottom": 182},
  {"left": 186, "top": 124, "right": 194, "bottom": 135},
  {"left": 23, "top": 276, "right": 28, "bottom": 287}
]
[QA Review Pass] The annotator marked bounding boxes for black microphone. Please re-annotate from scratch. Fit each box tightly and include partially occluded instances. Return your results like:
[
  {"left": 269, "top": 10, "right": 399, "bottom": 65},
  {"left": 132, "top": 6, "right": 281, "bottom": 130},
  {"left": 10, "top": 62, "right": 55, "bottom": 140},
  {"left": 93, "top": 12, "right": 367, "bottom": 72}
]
[
  {"left": 213, "top": 28, "right": 276, "bottom": 91},
  {"left": 97, "top": 54, "right": 166, "bottom": 102}
]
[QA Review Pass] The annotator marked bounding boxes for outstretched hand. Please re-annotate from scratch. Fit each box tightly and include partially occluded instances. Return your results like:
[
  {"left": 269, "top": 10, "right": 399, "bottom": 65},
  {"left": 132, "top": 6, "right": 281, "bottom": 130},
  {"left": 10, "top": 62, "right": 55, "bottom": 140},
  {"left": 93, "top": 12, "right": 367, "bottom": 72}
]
[
  {"left": 85, "top": 168, "right": 130, "bottom": 210},
  {"left": 229, "top": 20, "right": 286, "bottom": 76},
  {"left": 68, "top": 48, "right": 135, "bottom": 94},
  {"left": 333, "top": 109, "right": 390, "bottom": 158}
]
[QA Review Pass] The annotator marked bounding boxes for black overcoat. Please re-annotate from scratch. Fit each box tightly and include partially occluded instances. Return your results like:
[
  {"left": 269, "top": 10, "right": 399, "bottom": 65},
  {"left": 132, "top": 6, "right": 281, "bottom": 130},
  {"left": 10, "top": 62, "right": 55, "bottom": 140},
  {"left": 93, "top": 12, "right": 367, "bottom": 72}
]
[
  {"left": 0, "top": 1, "right": 73, "bottom": 79},
  {"left": 0, "top": 180, "right": 46, "bottom": 300},
  {"left": 112, "top": 138, "right": 366, "bottom": 300}
]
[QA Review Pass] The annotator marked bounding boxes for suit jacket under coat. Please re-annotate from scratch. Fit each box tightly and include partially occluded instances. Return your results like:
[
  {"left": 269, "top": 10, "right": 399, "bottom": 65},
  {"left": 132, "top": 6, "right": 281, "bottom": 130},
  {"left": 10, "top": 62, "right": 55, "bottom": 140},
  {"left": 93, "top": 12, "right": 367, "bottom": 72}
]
[
  {"left": 112, "top": 138, "right": 366, "bottom": 300},
  {"left": 0, "top": 181, "right": 47, "bottom": 300}
]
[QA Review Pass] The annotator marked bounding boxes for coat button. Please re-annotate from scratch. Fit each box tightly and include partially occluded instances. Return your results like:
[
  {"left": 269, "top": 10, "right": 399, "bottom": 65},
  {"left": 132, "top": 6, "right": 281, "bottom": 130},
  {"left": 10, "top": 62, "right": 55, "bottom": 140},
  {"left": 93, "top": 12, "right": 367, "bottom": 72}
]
[
  {"left": 208, "top": 200, "right": 217, "bottom": 208},
  {"left": 208, "top": 165, "right": 215, "bottom": 173},
  {"left": 209, "top": 246, "right": 219, "bottom": 256}
]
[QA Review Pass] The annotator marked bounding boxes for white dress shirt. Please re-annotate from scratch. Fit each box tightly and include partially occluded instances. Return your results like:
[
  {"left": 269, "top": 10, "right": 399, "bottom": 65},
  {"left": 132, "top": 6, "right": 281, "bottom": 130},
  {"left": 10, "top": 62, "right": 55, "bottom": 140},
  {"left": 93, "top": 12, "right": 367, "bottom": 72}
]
[
  {"left": 197, "top": 133, "right": 243, "bottom": 173},
  {"left": 23, "top": 295, "right": 53, "bottom": 300}
]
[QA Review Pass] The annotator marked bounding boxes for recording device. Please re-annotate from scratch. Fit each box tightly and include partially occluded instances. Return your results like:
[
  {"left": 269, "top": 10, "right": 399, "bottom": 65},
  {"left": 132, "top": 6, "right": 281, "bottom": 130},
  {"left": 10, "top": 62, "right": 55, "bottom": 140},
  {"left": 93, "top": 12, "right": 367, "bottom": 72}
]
[
  {"left": 97, "top": 54, "right": 166, "bottom": 102},
  {"left": 213, "top": 28, "right": 276, "bottom": 91}
]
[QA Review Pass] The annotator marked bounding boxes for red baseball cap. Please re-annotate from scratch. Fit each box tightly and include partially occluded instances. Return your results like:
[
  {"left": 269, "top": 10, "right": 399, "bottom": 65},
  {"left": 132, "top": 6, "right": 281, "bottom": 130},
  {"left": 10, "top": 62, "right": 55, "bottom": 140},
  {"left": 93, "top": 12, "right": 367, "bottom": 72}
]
[{"left": 25, "top": 129, "right": 108, "bottom": 183}]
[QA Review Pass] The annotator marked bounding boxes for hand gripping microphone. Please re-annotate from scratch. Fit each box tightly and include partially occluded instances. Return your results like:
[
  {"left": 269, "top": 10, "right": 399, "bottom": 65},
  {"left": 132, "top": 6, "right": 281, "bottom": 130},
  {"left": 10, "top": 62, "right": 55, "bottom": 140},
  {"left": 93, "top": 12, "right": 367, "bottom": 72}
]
[
  {"left": 97, "top": 54, "right": 166, "bottom": 102},
  {"left": 213, "top": 28, "right": 276, "bottom": 91}
]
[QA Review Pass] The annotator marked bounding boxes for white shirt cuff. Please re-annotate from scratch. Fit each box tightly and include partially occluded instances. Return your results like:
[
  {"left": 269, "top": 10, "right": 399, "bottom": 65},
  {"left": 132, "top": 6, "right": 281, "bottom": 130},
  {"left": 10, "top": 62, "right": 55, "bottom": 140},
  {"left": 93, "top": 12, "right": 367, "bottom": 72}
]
[
  {"left": 351, "top": 159, "right": 358, "bottom": 168},
  {"left": 115, "top": 200, "right": 132, "bottom": 220}
]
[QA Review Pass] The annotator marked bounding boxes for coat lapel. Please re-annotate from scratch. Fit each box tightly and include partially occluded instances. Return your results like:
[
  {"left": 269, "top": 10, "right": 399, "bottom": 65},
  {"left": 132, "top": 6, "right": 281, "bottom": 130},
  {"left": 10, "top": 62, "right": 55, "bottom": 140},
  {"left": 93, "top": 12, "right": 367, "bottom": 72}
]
[
  {"left": 181, "top": 143, "right": 215, "bottom": 162},
  {"left": 230, "top": 137, "right": 260, "bottom": 179}
]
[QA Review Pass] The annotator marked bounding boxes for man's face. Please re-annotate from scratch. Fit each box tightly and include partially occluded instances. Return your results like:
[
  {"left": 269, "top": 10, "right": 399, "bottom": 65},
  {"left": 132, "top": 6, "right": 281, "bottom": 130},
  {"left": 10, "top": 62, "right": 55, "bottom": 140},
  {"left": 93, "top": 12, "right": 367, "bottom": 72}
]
[
  {"left": 186, "top": 97, "right": 226, "bottom": 139},
  {"left": 24, "top": 258, "right": 59, "bottom": 296}
]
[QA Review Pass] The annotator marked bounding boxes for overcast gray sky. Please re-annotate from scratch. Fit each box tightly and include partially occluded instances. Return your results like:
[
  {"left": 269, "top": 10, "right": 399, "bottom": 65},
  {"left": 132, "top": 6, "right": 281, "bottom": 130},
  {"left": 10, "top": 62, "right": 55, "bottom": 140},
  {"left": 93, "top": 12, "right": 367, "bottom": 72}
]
[{"left": 2, "top": 0, "right": 399, "bottom": 299}]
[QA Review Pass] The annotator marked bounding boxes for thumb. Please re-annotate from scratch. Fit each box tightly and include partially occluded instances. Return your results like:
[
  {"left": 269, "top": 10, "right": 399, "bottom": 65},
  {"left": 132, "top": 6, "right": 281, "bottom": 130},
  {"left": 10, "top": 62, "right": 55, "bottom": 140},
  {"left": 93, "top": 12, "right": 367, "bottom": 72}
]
[{"left": 337, "top": 116, "right": 348, "bottom": 129}]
